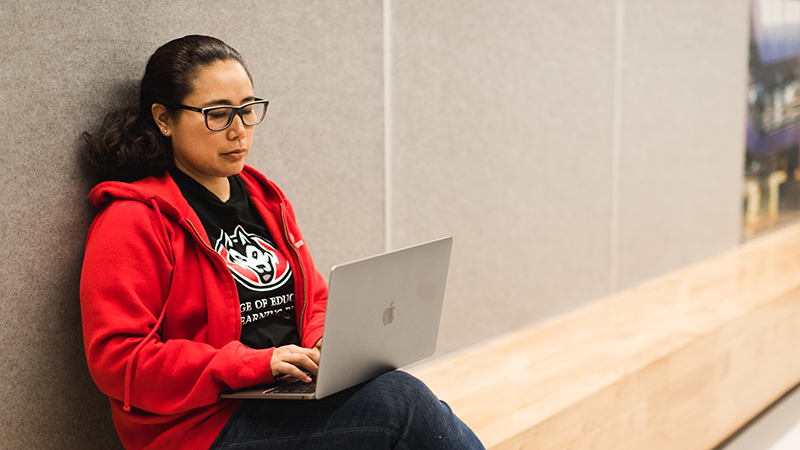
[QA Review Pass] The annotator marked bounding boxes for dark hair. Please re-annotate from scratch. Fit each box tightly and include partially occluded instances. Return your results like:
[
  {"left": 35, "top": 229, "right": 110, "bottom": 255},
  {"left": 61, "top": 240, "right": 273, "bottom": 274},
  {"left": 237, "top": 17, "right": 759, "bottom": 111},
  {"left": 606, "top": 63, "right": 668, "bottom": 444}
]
[{"left": 82, "top": 35, "right": 253, "bottom": 182}]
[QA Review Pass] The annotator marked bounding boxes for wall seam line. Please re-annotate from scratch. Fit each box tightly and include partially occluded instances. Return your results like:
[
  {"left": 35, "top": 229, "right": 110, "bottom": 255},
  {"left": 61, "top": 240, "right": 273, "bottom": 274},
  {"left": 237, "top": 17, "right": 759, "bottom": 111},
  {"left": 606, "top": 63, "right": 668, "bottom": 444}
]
[
  {"left": 610, "top": 0, "right": 624, "bottom": 293},
  {"left": 383, "top": 0, "right": 393, "bottom": 252}
]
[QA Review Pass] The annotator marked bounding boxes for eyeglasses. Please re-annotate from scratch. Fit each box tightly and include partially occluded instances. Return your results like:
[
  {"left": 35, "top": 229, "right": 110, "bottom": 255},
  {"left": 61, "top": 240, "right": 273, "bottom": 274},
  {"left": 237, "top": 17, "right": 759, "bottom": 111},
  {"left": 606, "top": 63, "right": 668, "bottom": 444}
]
[{"left": 175, "top": 99, "right": 269, "bottom": 131}]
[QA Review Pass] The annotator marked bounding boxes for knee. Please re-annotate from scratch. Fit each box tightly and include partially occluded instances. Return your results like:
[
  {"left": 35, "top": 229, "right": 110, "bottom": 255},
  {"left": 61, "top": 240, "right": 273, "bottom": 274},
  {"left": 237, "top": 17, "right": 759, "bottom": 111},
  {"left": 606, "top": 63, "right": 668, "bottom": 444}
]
[
  {"left": 368, "top": 370, "right": 449, "bottom": 419},
  {"left": 368, "top": 372, "right": 484, "bottom": 448},
  {"left": 373, "top": 371, "right": 437, "bottom": 402}
]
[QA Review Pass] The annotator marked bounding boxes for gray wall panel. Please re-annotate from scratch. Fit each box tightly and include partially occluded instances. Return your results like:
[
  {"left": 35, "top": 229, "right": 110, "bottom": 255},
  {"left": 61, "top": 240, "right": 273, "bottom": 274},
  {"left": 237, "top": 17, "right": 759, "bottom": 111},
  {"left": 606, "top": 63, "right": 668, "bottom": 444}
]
[
  {"left": 617, "top": 0, "right": 749, "bottom": 289},
  {"left": 391, "top": 0, "right": 618, "bottom": 355}
]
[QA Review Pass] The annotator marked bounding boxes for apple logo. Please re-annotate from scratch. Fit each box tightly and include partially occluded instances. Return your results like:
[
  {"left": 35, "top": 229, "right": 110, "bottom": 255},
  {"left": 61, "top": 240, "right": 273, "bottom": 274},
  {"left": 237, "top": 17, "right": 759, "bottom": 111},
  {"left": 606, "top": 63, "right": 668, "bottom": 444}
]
[{"left": 382, "top": 302, "right": 396, "bottom": 326}]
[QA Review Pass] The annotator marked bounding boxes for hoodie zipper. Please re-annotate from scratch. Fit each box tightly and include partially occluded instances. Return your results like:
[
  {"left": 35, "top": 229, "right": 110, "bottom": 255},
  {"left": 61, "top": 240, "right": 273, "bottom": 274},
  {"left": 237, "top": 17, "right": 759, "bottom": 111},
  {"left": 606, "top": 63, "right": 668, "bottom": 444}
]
[
  {"left": 280, "top": 204, "right": 307, "bottom": 336},
  {"left": 185, "top": 218, "right": 216, "bottom": 253}
]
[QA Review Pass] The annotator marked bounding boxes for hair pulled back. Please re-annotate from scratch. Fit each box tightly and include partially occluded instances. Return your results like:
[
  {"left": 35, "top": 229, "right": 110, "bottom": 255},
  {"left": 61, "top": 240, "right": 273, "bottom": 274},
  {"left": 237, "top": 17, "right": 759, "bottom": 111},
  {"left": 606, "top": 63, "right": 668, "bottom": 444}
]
[{"left": 83, "top": 35, "right": 253, "bottom": 182}]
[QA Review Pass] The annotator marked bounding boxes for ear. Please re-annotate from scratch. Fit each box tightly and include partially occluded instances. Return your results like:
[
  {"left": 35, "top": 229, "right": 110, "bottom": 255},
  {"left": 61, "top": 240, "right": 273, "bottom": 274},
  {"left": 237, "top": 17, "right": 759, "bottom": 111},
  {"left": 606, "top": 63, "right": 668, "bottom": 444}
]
[{"left": 151, "top": 103, "right": 171, "bottom": 137}]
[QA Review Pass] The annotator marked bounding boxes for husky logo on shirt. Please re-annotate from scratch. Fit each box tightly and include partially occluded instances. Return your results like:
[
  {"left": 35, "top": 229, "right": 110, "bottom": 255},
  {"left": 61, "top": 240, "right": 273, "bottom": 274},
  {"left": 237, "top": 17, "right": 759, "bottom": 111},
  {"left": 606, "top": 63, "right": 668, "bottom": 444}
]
[{"left": 215, "top": 225, "right": 291, "bottom": 292}]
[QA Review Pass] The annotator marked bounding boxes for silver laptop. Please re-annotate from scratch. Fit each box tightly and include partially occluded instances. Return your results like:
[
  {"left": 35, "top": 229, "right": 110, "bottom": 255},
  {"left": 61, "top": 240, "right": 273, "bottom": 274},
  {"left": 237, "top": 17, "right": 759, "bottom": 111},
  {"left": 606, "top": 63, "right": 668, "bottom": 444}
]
[{"left": 220, "top": 236, "right": 453, "bottom": 400}]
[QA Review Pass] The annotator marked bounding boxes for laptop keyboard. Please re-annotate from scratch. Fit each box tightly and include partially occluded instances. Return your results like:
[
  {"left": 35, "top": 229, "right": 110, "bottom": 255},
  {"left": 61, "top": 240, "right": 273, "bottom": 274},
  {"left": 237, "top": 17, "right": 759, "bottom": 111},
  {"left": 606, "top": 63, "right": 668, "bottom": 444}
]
[{"left": 263, "top": 378, "right": 317, "bottom": 395}]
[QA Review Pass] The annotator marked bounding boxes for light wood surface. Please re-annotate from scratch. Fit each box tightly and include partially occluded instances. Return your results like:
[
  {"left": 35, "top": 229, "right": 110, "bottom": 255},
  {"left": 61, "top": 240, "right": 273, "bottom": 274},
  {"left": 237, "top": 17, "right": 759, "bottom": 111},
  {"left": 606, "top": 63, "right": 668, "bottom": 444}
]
[{"left": 409, "top": 222, "right": 800, "bottom": 449}]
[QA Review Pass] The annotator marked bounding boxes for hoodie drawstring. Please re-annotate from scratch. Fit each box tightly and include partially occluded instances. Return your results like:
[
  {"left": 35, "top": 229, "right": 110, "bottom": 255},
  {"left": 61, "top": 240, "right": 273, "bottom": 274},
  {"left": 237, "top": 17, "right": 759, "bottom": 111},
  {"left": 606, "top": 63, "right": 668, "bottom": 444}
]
[{"left": 122, "top": 199, "right": 175, "bottom": 412}]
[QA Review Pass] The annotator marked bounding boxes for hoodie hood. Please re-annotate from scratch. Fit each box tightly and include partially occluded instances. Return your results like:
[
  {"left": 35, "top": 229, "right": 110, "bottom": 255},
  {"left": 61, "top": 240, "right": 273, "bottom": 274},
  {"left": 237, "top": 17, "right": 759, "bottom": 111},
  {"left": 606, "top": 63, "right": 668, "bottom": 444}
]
[
  {"left": 90, "top": 175, "right": 186, "bottom": 219},
  {"left": 91, "top": 165, "right": 287, "bottom": 211},
  {"left": 89, "top": 165, "right": 288, "bottom": 245}
]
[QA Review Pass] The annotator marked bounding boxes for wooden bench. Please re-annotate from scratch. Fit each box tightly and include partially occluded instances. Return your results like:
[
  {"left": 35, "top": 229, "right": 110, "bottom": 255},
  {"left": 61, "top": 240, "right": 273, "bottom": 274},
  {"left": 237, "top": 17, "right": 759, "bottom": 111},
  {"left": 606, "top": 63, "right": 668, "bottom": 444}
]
[{"left": 408, "top": 222, "right": 800, "bottom": 449}]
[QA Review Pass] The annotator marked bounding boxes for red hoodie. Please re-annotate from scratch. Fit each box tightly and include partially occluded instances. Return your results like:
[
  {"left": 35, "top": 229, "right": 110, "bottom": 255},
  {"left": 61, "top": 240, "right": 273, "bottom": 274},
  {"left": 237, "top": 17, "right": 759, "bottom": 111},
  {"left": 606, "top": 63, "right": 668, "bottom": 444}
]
[{"left": 80, "top": 165, "right": 328, "bottom": 449}]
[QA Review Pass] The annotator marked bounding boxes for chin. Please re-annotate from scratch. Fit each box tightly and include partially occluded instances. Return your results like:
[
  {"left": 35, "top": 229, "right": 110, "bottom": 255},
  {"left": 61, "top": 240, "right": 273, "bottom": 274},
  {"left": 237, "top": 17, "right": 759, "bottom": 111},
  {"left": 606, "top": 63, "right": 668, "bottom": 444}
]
[{"left": 225, "top": 160, "right": 247, "bottom": 175}]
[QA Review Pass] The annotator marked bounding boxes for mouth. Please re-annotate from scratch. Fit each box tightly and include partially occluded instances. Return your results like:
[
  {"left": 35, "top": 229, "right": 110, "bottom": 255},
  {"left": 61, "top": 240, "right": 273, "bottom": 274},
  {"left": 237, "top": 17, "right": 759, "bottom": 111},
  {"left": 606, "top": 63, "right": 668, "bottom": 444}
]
[{"left": 222, "top": 148, "right": 247, "bottom": 158}]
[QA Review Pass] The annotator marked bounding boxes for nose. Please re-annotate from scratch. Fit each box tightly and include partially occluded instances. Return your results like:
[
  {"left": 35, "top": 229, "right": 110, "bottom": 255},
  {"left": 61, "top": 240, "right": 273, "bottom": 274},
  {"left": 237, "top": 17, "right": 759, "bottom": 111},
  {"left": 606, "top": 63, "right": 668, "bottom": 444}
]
[{"left": 227, "top": 112, "right": 248, "bottom": 140}]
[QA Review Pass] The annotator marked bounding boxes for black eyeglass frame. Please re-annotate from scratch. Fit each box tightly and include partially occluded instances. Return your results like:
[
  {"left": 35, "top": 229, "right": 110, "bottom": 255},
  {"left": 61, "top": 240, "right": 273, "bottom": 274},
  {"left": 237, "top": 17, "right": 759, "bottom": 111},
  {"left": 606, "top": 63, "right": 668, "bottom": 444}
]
[{"left": 175, "top": 98, "right": 269, "bottom": 131}]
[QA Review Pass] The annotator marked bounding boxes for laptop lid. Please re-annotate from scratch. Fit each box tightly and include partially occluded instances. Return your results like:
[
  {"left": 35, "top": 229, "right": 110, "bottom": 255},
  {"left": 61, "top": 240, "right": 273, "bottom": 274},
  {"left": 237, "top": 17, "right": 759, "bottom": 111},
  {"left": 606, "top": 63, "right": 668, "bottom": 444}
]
[{"left": 220, "top": 236, "right": 453, "bottom": 400}]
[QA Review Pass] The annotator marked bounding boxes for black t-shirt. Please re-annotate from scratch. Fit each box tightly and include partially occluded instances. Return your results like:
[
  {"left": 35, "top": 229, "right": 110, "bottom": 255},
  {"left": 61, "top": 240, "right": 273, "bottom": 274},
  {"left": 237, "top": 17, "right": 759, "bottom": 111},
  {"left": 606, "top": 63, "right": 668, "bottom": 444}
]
[{"left": 169, "top": 167, "right": 301, "bottom": 349}]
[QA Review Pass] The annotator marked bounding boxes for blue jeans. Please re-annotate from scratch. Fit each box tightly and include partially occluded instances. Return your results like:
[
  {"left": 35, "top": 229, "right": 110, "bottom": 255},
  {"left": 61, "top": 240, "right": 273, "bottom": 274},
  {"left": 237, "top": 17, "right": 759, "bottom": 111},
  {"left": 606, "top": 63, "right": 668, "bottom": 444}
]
[{"left": 210, "top": 371, "right": 485, "bottom": 449}]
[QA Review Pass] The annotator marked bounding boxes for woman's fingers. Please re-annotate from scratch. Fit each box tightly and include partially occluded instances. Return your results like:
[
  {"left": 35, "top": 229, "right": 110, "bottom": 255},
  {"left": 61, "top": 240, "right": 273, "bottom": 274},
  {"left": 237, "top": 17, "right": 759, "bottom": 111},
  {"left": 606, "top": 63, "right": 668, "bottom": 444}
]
[
  {"left": 270, "top": 345, "right": 321, "bottom": 382},
  {"left": 273, "top": 362, "right": 313, "bottom": 383}
]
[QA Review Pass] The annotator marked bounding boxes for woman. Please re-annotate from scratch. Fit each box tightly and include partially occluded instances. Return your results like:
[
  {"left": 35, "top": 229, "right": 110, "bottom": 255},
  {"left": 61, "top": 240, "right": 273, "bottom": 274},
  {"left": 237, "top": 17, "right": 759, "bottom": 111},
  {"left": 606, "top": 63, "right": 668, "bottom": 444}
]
[{"left": 80, "top": 35, "right": 484, "bottom": 450}]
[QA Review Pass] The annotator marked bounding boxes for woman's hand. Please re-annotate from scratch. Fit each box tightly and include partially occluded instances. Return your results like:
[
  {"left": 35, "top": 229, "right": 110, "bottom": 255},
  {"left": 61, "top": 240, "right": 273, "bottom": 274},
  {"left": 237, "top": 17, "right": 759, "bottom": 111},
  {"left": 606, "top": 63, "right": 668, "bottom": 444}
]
[{"left": 270, "top": 345, "right": 320, "bottom": 383}]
